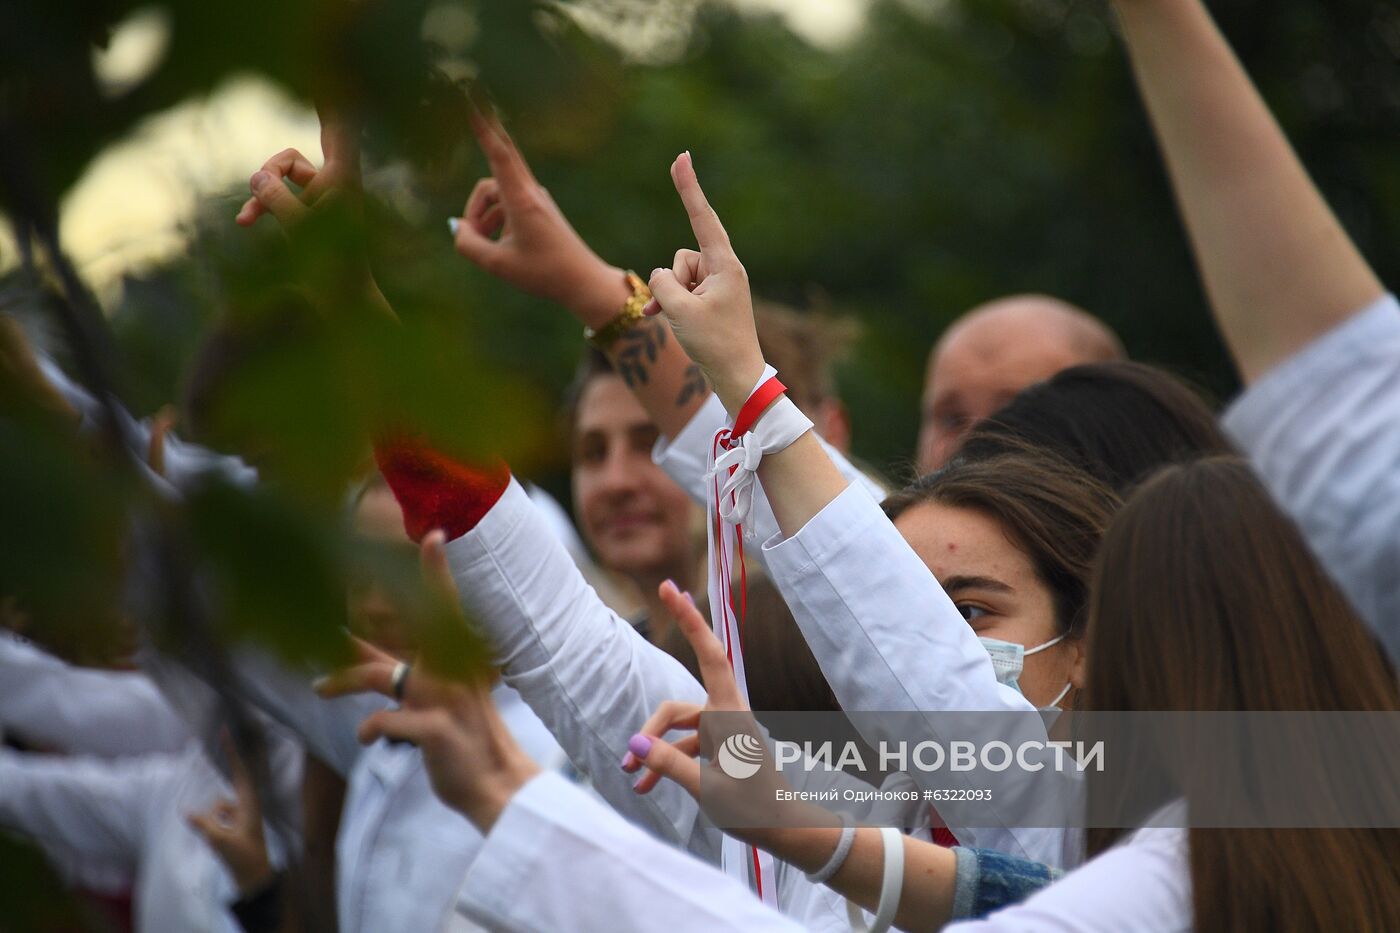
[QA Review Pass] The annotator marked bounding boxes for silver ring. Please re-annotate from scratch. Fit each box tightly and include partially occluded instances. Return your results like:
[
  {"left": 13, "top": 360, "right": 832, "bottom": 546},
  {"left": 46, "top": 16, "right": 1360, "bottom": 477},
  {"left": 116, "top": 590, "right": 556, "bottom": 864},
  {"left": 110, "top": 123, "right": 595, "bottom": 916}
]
[{"left": 390, "top": 661, "right": 411, "bottom": 702}]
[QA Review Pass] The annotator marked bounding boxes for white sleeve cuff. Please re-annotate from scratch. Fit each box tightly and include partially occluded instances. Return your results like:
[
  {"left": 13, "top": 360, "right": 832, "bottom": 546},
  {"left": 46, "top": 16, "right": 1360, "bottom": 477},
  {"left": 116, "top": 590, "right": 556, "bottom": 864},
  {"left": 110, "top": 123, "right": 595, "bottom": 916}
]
[
  {"left": 1224, "top": 293, "right": 1400, "bottom": 452},
  {"left": 759, "top": 479, "right": 885, "bottom": 568}
]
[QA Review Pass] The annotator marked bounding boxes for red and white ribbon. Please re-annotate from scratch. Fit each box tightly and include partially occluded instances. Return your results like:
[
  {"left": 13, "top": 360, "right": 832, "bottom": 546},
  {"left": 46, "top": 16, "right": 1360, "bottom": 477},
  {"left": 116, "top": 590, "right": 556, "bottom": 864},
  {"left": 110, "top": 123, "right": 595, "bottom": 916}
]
[{"left": 706, "top": 364, "right": 813, "bottom": 907}]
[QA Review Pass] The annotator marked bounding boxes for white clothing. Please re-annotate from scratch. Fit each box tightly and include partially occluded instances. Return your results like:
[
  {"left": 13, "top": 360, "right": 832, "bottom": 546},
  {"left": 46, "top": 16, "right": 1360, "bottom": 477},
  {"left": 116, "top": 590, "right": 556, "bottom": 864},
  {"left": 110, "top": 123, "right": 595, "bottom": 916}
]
[
  {"left": 0, "top": 745, "right": 287, "bottom": 932},
  {"left": 947, "top": 828, "right": 1189, "bottom": 931},
  {"left": 458, "top": 771, "right": 804, "bottom": 933},
  {"left": 0, "top": 632, "right": 190, "bottom": 756},
  {"left": 1222, "top": 293, "right": 1400, "bottom": 665},
  {"left": 445, "top": 478, "right": 858, "bottom": 932},
  {"left": 523, "top": 482, "right": 589, "bottom": 569},
  {"left": 656, "top": 396, "right": 1063, "bottom": 865},
  {"left": 760, "top": 480, "right": 1065, "bottom": 865},
  {"left": 652, "top": 393, "right": 886, "bottom": 548},
  {"left": 229, "top": 646, "right": 566, "bottom": 933},
  {"left": 463, "top": 771, "right": 1189, "bottom": 933}
]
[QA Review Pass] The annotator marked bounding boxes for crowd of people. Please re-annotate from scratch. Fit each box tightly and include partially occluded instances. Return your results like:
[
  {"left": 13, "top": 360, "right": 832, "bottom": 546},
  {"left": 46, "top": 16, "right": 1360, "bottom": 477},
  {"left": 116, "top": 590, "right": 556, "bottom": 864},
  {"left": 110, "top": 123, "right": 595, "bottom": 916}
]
[{"left": 4, "top": 0, "right": 1400, "bottom": 930}]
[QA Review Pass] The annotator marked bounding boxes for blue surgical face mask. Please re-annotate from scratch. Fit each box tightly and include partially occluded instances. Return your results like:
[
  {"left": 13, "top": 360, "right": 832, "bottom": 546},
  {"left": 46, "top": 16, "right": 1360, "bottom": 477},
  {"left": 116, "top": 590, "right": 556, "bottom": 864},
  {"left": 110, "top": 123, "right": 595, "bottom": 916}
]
[{"left": 979, "top": 633, "right": 1072, "bottom": 710}]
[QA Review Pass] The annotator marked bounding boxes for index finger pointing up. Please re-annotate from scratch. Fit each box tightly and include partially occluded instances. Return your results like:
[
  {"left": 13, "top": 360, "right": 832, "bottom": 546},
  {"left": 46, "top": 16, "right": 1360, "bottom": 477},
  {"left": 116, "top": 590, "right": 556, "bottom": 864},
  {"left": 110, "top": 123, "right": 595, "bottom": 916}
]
[
  {"left": 671, "top": 151, "right": 732, "bottom": 257},
  {"left": 468, "top": 99, "right": 536, "bottom": 201},
  {"left": 659, "top": 581, "right": 741, "bottom": 706}
]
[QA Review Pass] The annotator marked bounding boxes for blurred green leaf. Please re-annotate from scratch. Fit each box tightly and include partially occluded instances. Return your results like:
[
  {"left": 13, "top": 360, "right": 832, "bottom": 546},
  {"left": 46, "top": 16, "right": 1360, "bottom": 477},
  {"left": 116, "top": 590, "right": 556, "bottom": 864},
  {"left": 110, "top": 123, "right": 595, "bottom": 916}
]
[
  {"left": 0, "top": 833, "right": 100, "bottom": 932},
  {"left": 185, "top": 478, "right": 350, "bottom": 668}
]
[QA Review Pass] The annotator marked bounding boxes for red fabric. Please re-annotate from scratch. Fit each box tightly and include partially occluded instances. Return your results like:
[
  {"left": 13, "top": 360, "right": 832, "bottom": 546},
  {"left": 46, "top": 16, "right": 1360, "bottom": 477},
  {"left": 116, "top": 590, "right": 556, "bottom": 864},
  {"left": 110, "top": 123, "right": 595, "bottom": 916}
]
[
  {"left": 932, "top": 826, "right": 960, "bottom": 848},
  {"left": 373, "top": 436, "right": 510, "bottom": 542},
  {"left": 730, "top": 376, "right": 787, "bottom": 439}
]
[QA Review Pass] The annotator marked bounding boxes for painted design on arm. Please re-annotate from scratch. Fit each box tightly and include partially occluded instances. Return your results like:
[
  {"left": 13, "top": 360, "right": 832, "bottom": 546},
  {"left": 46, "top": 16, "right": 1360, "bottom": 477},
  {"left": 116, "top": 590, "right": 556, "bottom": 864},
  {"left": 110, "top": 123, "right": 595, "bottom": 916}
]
[
  {"left": 614, "top": 319, "right": 668, "bottom": 388},
  {"left": 675, "top": 362, "right": 709, "bottom": 408}
]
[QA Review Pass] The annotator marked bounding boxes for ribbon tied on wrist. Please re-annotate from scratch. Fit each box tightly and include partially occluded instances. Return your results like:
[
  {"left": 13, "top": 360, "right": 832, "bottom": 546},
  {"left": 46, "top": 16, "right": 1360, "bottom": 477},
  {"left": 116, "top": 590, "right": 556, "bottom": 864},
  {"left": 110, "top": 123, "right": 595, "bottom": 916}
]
[{"left": 704, "top": 364, "right": 813, "bottom": 909}]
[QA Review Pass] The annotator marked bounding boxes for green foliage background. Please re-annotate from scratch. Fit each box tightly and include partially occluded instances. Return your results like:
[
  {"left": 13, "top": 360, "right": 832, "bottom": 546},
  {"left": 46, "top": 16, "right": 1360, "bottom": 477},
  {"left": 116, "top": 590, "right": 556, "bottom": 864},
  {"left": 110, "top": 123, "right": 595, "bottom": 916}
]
[
  {"left": 98, "top": 0, "right": 1400, "bottom": 486},
  {"left": 2, "top": 0, "right": 1399, "bottom": 926}
]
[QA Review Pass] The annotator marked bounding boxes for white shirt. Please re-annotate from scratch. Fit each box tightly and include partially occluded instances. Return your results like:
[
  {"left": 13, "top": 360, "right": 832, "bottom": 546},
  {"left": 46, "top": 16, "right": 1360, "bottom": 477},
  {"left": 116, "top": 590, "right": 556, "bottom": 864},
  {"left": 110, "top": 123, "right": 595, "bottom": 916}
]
[
  {"left": 0, "top": 632, "right": 190, "bottom": 756},
  {"left": 0, "top": 745, "right": 287, "bottom": 932},
  {"left": 656, "top": 396, "right": 1066, "bottom": 866},
  {"left": 458, "top": 771, "right": 805, "bottom": 932},
  {"left": 445, "top": 478, "right": 857, "bottom": 932},
  {"left": 1222, "top": 293, "right": 1400, "bottom": 665},
  {"left": 461, "top": 772, "right": 1190, "bottom": 933},
  {"left": 947, "top": 806, "right": 1189, "bottom": 931},
  {"left": 652, "top": 393, "right": 887, "bottom": 548},
  {"left": 229, "top": 646, "right": 566, "bottom": 933}
]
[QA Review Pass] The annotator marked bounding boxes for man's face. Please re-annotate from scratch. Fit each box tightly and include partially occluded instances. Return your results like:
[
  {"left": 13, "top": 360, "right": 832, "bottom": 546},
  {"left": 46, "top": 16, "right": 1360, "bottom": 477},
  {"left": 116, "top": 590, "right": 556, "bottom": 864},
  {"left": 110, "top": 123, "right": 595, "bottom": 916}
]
[
  {"left": 572, "top": 375, "right": 696, "bottom": 582},
  {"left": 917, "top": 335, "right": 1084, "bottom": 473}
]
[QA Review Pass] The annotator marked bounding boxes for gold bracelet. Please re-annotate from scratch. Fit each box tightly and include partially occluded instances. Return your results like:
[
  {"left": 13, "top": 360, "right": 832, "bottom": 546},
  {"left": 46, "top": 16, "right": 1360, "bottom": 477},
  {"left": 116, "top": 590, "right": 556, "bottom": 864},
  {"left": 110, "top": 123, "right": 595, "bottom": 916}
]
[{"left": 583, "top": 271, "right": 652, "bottom": 350}]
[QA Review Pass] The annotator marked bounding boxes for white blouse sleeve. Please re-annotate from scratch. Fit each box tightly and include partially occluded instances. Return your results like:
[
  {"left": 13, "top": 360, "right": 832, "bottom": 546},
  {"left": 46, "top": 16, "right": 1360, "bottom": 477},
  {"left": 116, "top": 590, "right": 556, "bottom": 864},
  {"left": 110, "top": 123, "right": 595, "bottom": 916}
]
[
  {"left": 760, "top": 481, "right": 1066, "bottom": 866},
  {"left": 947, "top": 827, "right": 1191, "bottom": 932},
  {"left": 456, "top": 772, "right": 803, "bottom": 933},
  {"left": 445, "top": 478, "right": 715, "bottom": 859},
  {"left": 1223, "top": 294, "right": 1400, "bottom": 666},
  {"left": 652, "top": 393, "right": 886, "bottom": 555},
  {"left": 0, "top": 635, "right": 190, "bottom": 757},
  {"left": 0, "top": 747, "right": 164, "bottom": 872}
]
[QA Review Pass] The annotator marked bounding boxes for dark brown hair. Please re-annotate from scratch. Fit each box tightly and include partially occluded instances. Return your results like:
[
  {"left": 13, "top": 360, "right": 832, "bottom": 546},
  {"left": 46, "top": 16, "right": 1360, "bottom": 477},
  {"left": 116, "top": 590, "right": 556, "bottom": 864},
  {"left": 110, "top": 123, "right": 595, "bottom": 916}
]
[
  {"left": 883, "top": 451, "right": 1119, "bottom": 639},
  {"left": 752, "top": 301, "right": 855, "bottom": 416},
  {"left": 957, "top": 361, "right": 1234, "bottom": 495},
  {"left": 1082, "top": 458, "right": 1400, "bottom": 932}
]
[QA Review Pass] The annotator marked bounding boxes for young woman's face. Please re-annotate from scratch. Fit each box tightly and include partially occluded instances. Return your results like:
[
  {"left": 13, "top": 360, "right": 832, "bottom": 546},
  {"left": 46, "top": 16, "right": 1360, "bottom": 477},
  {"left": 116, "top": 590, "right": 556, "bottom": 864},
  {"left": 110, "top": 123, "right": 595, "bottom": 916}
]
[
  {"left": 894, "top": 500, "right": 1078, "bottom": 708},
  {"left": 571, "top": 374, "right": 697, "bottom": 584}
]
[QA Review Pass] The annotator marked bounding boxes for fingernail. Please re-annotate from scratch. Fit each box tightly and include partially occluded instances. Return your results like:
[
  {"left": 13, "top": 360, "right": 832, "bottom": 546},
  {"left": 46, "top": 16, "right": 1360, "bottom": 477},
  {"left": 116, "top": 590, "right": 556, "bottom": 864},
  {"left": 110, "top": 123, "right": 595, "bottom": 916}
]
[
  {"left": 447, "top": 217, "right": 460, "bottom": 237},
  {"left": 250, "top": 171, "right": 270, "bottom": 191},
  {"left": 632, "top": 776, "right": 646, "bottom": 792},
  {"left": 663, "top": 578, "right": 676, "bottom": 592},
  {"left": 628, "top": 733, "right": 653, "bottom": 759},
  {"left": 620, "top": 752, "right": 637, "bottom": 771},
  {"left": 650, "top": 267, "right": 664, "bottom": 279},
  {"left": 642, "top": 299, "right": 660, "bottom": 317},
  {"left": 683, "top": 591, "right": 696, "bottom": 607},
  {"left": 685, "top": 150, "right": 692, "bottom": 166},
  {"left": 311, "top": 676, "right": 330, "bottom": 693}
]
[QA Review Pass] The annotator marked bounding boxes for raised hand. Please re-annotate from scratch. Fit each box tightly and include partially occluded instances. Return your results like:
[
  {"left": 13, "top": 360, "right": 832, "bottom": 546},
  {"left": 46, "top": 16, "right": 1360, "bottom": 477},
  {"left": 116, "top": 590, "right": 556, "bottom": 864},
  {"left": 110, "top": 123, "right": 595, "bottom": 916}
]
[
  {"left": 620, "top": 579, "right": 749, "bottom": 797},
  {"left": 314, "top": 531, "right": 539, "bottom": 830},
  {"left": 452, "top": 104, "right": 630, "bottom": 326},
  {"left": 186, "top": 732, "right": 274, "bottom": 897},
  {"left": 622, "top": 581, "right": 834, "bottom": 853},
  {"left": 645, "top": 153, "right": 766, "bottom": 415},
  {"left": 235, "top": 104, "right": 362, "bottom": 228},
  {"left": 234, "top": 103, "right": 394, "bottom": 319}
]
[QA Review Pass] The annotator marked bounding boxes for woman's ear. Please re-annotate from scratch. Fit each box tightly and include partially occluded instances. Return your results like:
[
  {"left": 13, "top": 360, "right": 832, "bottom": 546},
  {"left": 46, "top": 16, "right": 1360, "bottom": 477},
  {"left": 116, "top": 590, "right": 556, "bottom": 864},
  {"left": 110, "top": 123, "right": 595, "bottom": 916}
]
[{"left": 1069, "top": 636, "right": 1088, "bottom": 690}]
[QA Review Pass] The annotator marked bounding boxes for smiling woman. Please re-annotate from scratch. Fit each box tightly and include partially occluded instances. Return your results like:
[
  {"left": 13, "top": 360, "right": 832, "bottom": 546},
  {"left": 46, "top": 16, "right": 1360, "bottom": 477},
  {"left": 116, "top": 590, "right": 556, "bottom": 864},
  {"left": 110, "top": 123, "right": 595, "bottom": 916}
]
[
  {"left": 567, "top": 349, "right": 701, "bottom": 646},
  {"left": 882, "top": 451, "right": 1119, "bottom": 709}
]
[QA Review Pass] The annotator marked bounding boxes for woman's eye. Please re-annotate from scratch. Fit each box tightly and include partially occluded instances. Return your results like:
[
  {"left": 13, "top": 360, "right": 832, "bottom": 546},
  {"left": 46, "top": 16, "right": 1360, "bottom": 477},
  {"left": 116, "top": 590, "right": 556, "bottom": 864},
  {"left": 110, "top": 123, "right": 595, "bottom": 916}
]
[{"left": 956, "top": 603, "right": 988, "bottom": 623}]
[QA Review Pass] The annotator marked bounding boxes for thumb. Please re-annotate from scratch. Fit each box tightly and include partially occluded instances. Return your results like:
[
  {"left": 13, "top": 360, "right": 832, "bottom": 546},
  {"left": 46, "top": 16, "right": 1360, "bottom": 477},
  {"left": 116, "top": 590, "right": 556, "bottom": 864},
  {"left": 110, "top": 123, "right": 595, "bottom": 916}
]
[
  {"left": 451, "top": 217, "right": 504, "bottom": 273},
  {"left": 250, "top": 171, "right": 308, "bottom": 226},
  {"left": 628, "top": 733, "right": 702, "bottom": 799},
  {"left": 647, "top": 268, "right": 696, "bottom": 319}
]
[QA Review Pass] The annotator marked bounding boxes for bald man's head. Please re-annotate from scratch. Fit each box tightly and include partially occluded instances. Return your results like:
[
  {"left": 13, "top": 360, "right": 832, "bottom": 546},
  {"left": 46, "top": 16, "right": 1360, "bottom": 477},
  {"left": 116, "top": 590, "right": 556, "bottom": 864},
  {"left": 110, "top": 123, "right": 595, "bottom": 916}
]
[{"left": 916, "top": 295, "right": 1124, "bottom": 472}]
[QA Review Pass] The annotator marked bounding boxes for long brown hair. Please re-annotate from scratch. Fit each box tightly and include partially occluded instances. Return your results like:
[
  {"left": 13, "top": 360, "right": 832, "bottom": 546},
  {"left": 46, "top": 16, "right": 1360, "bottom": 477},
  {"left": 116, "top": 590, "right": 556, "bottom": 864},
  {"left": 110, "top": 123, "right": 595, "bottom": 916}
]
[
  {"left": 1083, "top": 458, "right": 1400, "bottom": 932},
  {"left": 884, "top": 451, "right": 1119, "bottom": 639}
]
